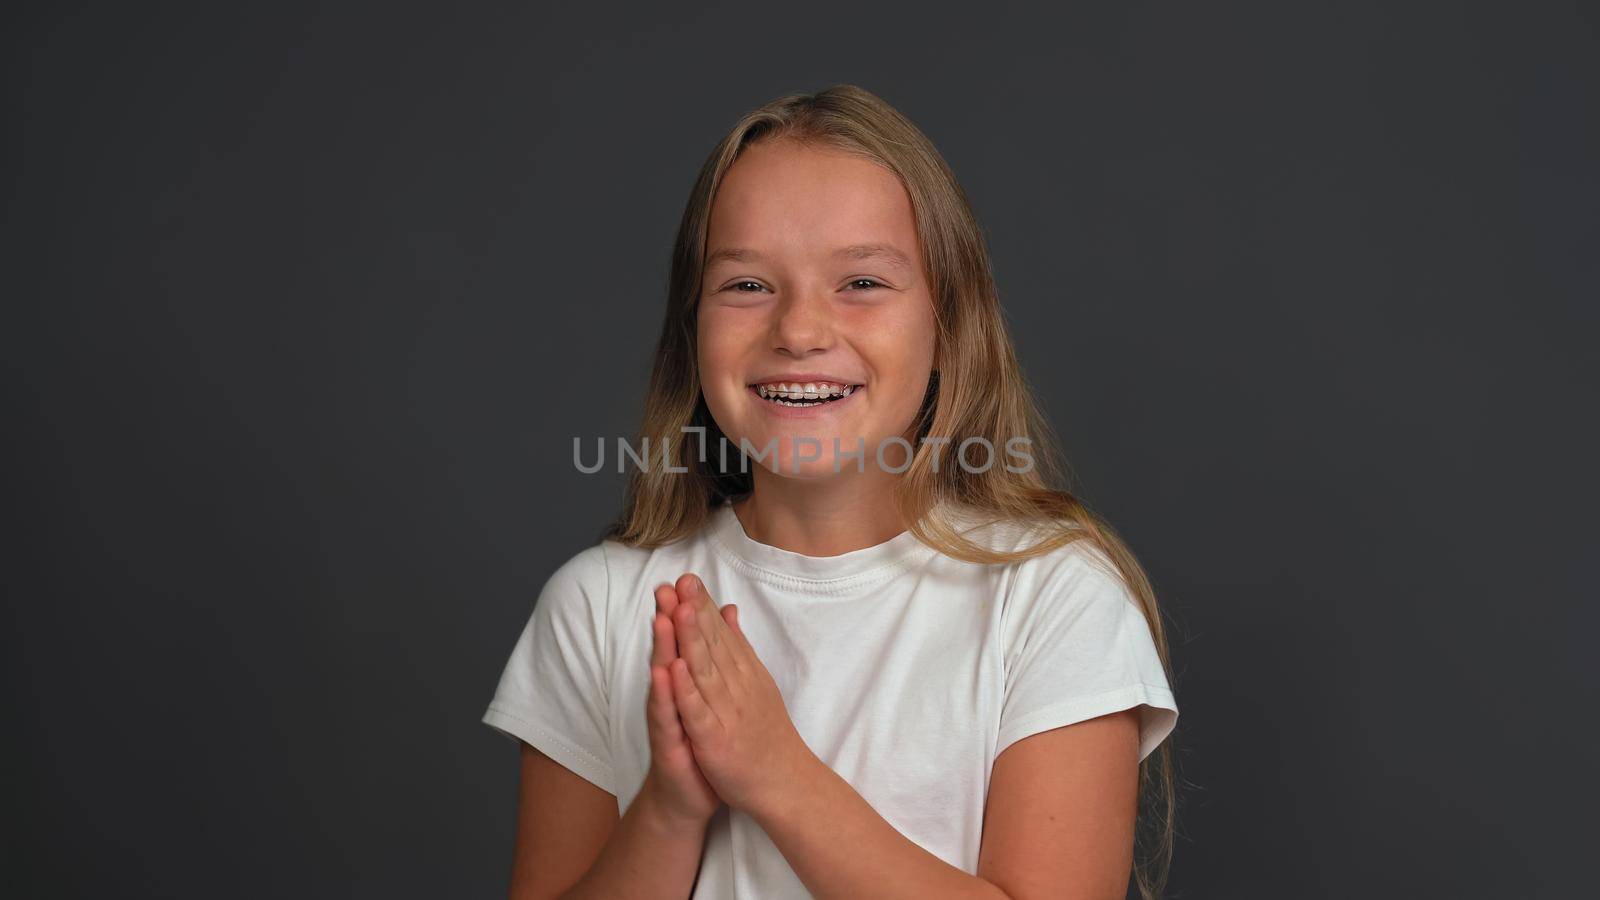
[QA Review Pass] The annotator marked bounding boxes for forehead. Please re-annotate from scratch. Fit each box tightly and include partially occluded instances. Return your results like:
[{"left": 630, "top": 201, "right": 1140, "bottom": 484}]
[{"left": 705, "top": 139, "right": 921, "bottom": 263}]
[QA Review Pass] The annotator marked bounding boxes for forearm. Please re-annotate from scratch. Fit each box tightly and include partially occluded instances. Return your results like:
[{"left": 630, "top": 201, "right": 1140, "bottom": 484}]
[
  {"left": 558, "top": 782, "right": 709, "bottom": 900},
  {"left": 747, "top": 754, "right": 1010, "bottom": 900}
]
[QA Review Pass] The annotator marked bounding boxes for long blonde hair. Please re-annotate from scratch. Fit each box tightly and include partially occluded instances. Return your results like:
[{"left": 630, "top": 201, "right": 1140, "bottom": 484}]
[{"left": 603, "top": 84, "right": 1180, "bottom": 898}]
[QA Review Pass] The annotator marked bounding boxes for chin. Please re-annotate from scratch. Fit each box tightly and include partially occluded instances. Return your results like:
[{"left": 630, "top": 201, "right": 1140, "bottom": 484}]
[
  {"left": 774, "top": 457, "right": 859, "bottom": 479},
  {"left": 729, "top": 433, "right": 866, "bottom": 478}
]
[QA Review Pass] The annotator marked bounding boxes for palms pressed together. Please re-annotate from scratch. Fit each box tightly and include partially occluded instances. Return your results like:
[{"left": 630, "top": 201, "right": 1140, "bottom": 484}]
[{"left": 643, "top": 574, "right": 816, "bottom": 826}]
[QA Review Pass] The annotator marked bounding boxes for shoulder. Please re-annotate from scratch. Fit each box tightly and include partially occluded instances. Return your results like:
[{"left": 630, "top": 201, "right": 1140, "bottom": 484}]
[
  {"left": 936, "top": 503, "right": 1127, "bottom": 583},
  {"left": 540, "top": 529, "right": 704, "bottom": 602},
  {"left": 542, "top": 532, "right": 670, "bottom": 584},
  {"left": 524, "top": 544, "right": 612, "bottom": 627},
  {"left": 932, "top": 504, "right": 1139, "bottom": 616},
  {"left": 542, "top": 542, "right": 610, "bottom": 594}
]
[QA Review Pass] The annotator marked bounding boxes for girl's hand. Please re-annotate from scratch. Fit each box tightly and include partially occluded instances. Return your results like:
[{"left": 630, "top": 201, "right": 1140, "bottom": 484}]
[
  {"left": 666, "top": 573, "right": 818, "bottom": 817},
  {"left": 641, "top": 582, "right": 738, "bottom": 826}
]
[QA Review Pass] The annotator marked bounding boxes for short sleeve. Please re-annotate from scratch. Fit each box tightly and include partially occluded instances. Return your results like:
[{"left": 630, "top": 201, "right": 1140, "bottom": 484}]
[
  {"left": 482, "top": 543, "right": 616, "bottom": 794},
  {"left": 996, "top": 543, "right": 1178, "bottom": 763}
]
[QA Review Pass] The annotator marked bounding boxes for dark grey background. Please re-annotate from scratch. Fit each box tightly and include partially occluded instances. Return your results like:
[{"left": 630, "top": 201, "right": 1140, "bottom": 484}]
[{"left": 7, "top": 1, "right": 1595, "bottom": 897}]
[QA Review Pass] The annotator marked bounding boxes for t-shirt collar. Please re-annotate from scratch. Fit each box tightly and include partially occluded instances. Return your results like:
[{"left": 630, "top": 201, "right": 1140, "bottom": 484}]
[{"left": 708, "top": 498, "right": 933, "bottom": 585}]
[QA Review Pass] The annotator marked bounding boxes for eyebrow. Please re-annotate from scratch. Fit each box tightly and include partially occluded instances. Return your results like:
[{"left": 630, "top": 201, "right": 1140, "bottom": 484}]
[{"left": 704, "top": 243, "right": 915, "bottom": 271}]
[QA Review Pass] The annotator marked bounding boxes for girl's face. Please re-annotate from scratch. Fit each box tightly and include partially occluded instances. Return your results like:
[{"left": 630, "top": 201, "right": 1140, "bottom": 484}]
[{"left": 697, "top": 138, "right": 937, "bottom": 480}]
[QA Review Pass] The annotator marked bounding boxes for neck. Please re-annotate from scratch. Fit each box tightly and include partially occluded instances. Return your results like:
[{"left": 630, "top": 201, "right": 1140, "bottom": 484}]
[{"left": 735, "top": 465, "right": 908, "bottom": 557}]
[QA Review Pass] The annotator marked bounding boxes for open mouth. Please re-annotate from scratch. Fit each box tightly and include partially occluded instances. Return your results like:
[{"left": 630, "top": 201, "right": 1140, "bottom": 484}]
[{"left": 748, "top": 381, "right": 862, "bottom": 408}]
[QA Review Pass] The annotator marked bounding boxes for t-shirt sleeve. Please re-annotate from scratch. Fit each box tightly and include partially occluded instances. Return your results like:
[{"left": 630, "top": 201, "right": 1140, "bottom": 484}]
[
  {"left": 482, "top": 543, "right": 616, "bottom": 794},
  {"left": 996, "top": 542, "right": 1179, "bottom": 763}
]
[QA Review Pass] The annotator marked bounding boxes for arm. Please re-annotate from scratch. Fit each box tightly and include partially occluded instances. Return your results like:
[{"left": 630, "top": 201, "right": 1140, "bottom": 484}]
[
  {"left": 976, "top": 709, "right": 1142, "bottom": 900},
  {"left": 664, "top": 573, "right": 1146, "bottom": 897},
  {"left": 507, "top": 743, "right": 711, "bottom": 900},
  {"left": 748, "top": 709, "right": 1140, "bottom": 900},
  {"left": 745, "top": 749, "right": 1007, "bottom": 899}
]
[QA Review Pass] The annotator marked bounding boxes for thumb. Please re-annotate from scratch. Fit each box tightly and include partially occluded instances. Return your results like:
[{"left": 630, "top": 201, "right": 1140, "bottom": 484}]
[{"left": 721, "top": 603, "right": 741, "bottom": 635}]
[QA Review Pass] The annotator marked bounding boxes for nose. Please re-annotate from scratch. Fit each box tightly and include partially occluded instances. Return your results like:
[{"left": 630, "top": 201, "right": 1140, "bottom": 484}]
[{"left": 770, "top": 287, "right": 834, "bottom": 357}]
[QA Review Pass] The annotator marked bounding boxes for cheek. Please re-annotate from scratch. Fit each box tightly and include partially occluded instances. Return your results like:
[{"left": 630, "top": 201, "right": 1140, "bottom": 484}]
[
  {"left": 868, "top": 307, "right": 936, "bottom": 385},
  {"left": 696, "top": 308, "right": 731, "bottom": 375},
  {"left": 843, "top": 331, "right": 931, "bottom": 438},
  {"left": 696, "top": 310, "right": 751, "bottom": 407}
]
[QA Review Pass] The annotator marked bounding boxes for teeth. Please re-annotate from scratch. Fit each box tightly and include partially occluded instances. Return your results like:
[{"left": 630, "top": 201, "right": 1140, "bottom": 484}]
[{"left": 754, "top": 381, "right": 858, "bottom": 402}]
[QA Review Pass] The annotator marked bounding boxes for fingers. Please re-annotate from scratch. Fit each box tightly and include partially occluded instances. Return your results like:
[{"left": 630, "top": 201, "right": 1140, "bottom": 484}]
[
  {"left": 720, "top": 604, "right": 749, "bottom": 648},
  {"left": 646, "top": 616, "right": 688, "bottom": 752},
  {"left": 657, "top": 576, "right": 756, "bottom": 724},
  {"left": 654, "top": 582, "right": 681, "bottom": 616},
  {"left": 674, "top": 601, "right": 739, "bottom": 713},
  {"left": 670, "top": 657, "right": 722, "bottom": 740},
  {"left": 645, "top": 663, "right": 687, "bottom": 750},
  {"left": 676, "top": 574, "right": 749, "bottom": 675},
  {"left": 675, "top": 574, "right": 720, "bottom": 648},
  {"left": 653, "top": 579, "right": 756, "bottom": 755},
  {"left": 650, "top": 608, "right": 679, "bottom": 668}
]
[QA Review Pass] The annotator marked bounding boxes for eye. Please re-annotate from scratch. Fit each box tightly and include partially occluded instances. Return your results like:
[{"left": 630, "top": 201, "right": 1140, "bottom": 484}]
[
  {"left": 845, "top": 278, "right": 886, "bottom": 291},
  {"left": 727, "top": 280, "right": 769, "bottom": 293}
]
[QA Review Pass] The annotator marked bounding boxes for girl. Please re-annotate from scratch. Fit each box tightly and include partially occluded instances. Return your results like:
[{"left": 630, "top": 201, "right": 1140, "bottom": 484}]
[{"left": 484, "top": 85, "right": 1180, "bottom": 899}]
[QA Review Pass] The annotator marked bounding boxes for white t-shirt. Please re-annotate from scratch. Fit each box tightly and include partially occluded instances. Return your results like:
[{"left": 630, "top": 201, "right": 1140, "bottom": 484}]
[{"left": 482, "top": 499, "right": 1178, "bottom": 897}]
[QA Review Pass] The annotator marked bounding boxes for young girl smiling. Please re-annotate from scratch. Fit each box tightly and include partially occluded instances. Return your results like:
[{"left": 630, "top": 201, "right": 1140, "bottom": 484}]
[{"left": 484, "top": 85, "right": 1180, "bottom": 899}]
